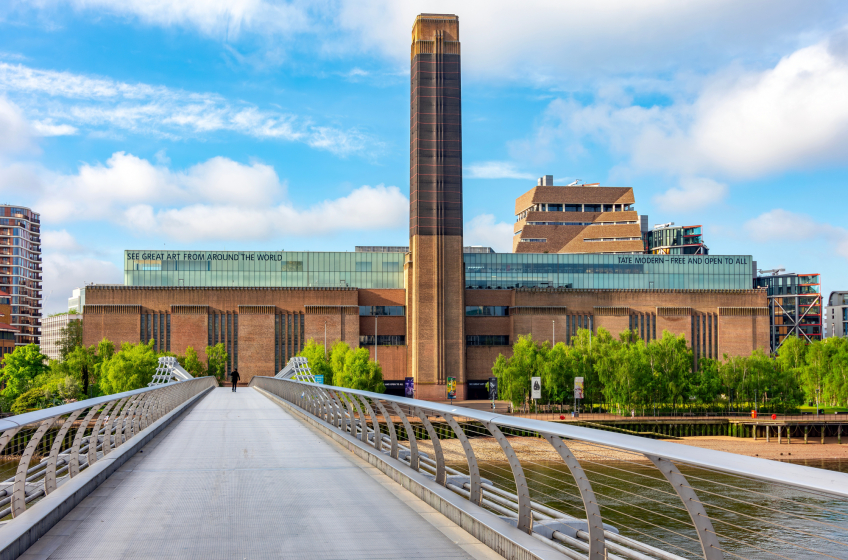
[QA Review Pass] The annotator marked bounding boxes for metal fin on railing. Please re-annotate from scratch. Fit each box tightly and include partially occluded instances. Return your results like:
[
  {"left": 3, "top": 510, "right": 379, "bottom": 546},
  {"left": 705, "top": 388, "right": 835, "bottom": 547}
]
[{"left": 149, "top": 356, "right": 194, "bottom": 386}]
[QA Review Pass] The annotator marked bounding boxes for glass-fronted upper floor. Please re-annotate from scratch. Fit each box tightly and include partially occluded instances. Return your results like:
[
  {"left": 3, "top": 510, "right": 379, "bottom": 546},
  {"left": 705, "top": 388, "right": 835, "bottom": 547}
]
[
  {"left": 465, "top": 253, "right": 753, "bottom": 290},
  {"left": 754, "top": 273, "right": 821, "bottom": 296},
  {"left": 125, "top": 250, "right": 406, "bottom": 289},
  {"left": 125, "top": 250, "right": 755, "bottom": 291}
]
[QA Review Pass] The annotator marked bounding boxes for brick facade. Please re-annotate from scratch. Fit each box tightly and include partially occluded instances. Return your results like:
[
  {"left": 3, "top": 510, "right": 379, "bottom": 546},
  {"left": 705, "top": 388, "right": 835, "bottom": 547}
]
[{"left": 82, "top": 283, "right": 768, "bottom": 401}]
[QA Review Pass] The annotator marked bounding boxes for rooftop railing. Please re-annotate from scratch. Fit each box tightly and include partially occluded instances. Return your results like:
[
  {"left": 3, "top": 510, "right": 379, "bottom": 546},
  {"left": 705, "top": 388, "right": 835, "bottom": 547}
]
[{"left": 251, "top": 377, "right": 848, "bottom": 560}]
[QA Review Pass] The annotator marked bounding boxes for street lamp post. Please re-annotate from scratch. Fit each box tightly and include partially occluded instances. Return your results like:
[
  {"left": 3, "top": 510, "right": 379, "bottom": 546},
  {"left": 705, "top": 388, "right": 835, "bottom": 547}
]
[
  {"left": 324, "top": 321, "right": 327, "bottom": 358},
  {"left": 552, "top": 320, "right": 555, "bottom": 345},
  {"left": 375, "top": 314, "right": 378, "bottom": 364}
]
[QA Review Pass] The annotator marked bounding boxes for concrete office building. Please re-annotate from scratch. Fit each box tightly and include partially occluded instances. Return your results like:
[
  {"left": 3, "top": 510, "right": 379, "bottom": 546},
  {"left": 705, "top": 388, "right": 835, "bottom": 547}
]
[
  {"left": 68, "top": 287, "right": 85, "bottom": 313},
  {"left": 81, "top": 14, "right": 770, "bottom": 400},
  {"left": 41, "top": 312, "right": 82, "bottom": 361},
  {"left": 826, "top": 291, "right": 848, "bottom": 338},
  {"left": 0, "top": 206, "right": 41, "bottom": 346}
]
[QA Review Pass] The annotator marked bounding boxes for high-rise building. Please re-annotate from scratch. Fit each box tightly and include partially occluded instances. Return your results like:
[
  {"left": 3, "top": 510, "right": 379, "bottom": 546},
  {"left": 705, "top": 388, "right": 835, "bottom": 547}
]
[
  {"left": 643, "top": 223, "right": 709, "bottom": 255},
  {"left": 0, "top": 206, "right": 41, "bottom": 346},
  {"left": 754, "top": 270, "right": 822, "bottom": 349},
  {"left": 41, "top": 312, "right": 82, "bottom": 361},
  {"left": 407, "top": 14, "right": 466, "bottom": 399},
  {"left": 513, "top": 176, "right": 644, "bottom": 254},
  {"left": 68, "top": 287, "right": 85, "bottom": 313},
  {"left": 825, "top": 291, "right": 848, "bottom": 338}
]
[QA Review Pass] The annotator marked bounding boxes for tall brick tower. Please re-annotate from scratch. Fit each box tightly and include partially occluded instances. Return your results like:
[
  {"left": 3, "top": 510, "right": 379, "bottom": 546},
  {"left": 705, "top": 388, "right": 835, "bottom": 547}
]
[{"left": 407, "top": 14, "right": 465, "bottom": 400}]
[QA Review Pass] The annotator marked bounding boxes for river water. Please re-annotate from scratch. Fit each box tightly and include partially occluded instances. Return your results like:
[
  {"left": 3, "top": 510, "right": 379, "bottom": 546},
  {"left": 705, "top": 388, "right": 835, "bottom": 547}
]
[{"left": 467, "top": 459, "right": 848, "bottom": 560}]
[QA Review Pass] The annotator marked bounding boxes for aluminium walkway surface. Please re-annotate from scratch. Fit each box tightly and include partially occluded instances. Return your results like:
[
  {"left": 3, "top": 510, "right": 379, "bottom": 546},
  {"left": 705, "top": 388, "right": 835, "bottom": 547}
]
[{"left": 20, "top": 388, "right": 499, "bottom": 560}]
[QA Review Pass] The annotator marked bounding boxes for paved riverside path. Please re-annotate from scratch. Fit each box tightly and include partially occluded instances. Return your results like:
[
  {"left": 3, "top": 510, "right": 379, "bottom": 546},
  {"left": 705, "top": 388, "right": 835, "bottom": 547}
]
[{"left": 21, "top": 387, "right": 497, "bottom": 560}]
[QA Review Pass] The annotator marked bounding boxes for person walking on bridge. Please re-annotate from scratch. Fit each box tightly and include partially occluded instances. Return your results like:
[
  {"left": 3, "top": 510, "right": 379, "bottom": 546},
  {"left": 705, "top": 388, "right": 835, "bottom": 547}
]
[{"left": 231, "top": 369, "right": 240, "bottom": 392}]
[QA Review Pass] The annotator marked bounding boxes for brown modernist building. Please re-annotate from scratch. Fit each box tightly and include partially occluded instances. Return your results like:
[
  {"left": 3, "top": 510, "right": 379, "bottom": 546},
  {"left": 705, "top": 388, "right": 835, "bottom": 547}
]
[{"left": 82, "top": 14, "right": 770, "bottom": 400}]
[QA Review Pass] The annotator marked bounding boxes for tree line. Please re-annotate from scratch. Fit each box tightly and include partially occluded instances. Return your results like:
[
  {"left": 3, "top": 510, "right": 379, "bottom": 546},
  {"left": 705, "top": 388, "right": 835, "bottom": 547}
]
[
  {"left": 0, "top": 325, "right": 230, "bottom": 414},
  {"left": 298, "top": 339, "right": 385, "bottom": 393},
  {"left": 492, "top": 328, "right": 847, "bottom": 415}
]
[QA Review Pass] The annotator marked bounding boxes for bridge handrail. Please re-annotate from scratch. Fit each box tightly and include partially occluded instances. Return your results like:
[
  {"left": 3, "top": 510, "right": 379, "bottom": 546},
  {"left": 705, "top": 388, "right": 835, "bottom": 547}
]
[
  {"left": 0, "top": 378, "right": 214, "bottom": 431},
  {"left": 0, "top": 376, "right": 217, "bottom": 521},
  {"left": 275, "top": 379, "right": 848, "bottom": 498},
  {"left": 253, "top": 376, "right": 848, "bottom": 560}
]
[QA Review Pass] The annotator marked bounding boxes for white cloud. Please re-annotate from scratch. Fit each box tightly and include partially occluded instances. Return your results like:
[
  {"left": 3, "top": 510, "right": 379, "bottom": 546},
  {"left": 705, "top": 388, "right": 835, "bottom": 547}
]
[
  {"left": 464, "top": 214, "right": 513, "bottom": 253},
  {"left": 465, "top": 161, "right": 535, "bottom": 180},
  {"left": 0, "top": 151, "right": 408, "bottom": 241},
  {"left": 653, "top": 177, "right": 728, "bottom": 213},
  {"left": 537, "top": 31, "right": 848, "bottom": 181},
  {"left": 41, "top": 229, "right": 87, "bottom": 253},
  {"left": 41, "top": 254, "right": 123, "bottom": 315},
  {"left": 19, "top": 1, "right": 843, "bottom": 82},
  {"left": 0, "top": 62, "right": 371, "bottom": 154},
  {"left": 744, "top": 209, "right": 848, "bottom": 259},
  {"left": 0, "top": 96, "right": 36, "bottom": 154},
  {"left": 126, "top": 184, "right": 407, "bottom": 241}
]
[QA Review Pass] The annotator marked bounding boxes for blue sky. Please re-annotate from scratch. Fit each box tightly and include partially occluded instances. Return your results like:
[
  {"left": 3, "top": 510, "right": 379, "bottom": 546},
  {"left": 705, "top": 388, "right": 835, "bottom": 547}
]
[{"left": 1, "top": 1, "right": 847, "bottom": 314}]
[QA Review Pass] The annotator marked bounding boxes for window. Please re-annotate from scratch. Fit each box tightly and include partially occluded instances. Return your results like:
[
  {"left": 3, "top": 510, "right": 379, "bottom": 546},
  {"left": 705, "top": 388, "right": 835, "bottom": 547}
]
[
  {"left": 603, "top": 204, "right": 613, "bottom": 212},
  {"left": 355, "top": 262, "right": 372, "bottom": 272},
  {"left": 466, "top": 306, "right": 509, "bottom": 316},
  {"left": 563, "top": 204, "right": 581, "bottom": 212},
  {"left": 360, "top": 306, "right": 405, "bottom": 316},
  {"left": 359, "top": 335, "right": 405, "bottom": 346},
  {"left": 584, "top": 237, "right": 642, "bottom": 242},
  {"left": 546, "top": 204, "right": 563, "bottom": 212},
  {"left": 584, "top": 204, "right": 602, "bottom": 212},
  {"left": 466, "top": 335, "right": 510, "bottom": 346},
  {"left": 519, "top": 238, "right": 547, "bottom": 243}
]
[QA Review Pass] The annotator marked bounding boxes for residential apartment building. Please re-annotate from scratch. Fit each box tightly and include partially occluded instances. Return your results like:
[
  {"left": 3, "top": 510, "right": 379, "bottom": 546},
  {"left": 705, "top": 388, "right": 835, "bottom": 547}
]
[
  {"left": 826, "top": 291, "right": 848, "bottom": 338},
  {"left": 513, "top": 176, "right": 644, "bottom": 254},
  {"left": 0, "top": 206, "right": 42, "bottom": 346},
  {"left": 754, "top": 271, "right": 822, "bottom": 350},
  {"left": 41, "top": 312, "right": 82, "bottom": 361},
  {"left": 643, "top": 223, "right": 709, "bottom": 255}
]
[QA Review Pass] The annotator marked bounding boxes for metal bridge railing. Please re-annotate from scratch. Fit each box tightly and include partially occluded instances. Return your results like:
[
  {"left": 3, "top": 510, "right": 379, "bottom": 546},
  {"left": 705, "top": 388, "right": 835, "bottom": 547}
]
[
  {"left": 251, "top": 376, "right": 848, "bottom": 560},
  {"left": 0, "top": 377, "right": 216, "bottom": 520}
]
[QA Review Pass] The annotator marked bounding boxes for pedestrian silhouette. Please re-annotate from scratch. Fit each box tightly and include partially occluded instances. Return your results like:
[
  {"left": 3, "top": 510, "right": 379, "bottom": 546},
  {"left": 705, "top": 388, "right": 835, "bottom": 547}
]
[{"left": 231, "top": 369, "right": 240, "bottom": 392}]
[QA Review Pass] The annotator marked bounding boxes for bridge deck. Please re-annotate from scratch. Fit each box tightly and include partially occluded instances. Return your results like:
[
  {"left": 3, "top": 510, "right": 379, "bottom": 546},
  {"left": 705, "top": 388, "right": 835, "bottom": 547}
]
[{"left": 21, "top": 388, "right": 495, "bottom": 559}]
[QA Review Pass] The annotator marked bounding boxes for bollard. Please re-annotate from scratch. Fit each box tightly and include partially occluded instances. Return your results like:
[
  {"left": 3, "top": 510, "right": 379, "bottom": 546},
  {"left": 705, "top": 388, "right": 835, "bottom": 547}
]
[
  {"left": 778, "top": 425, "right": 781, "bottom": 444},
  {"left": 804, "top": 426, "right": 808, "bottom": 444},
  {"left": 766, "top": 425, "right": 770, "bottom": 443},
  {"left": 753, "top": 424, "right": 757, "bottom": 441}
]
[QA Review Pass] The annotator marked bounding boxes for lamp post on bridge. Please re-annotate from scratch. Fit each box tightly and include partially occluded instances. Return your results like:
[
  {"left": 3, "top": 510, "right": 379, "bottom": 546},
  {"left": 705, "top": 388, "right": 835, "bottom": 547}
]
[{"left": 324, "top": 321, "right": 327, "bottom": 359}]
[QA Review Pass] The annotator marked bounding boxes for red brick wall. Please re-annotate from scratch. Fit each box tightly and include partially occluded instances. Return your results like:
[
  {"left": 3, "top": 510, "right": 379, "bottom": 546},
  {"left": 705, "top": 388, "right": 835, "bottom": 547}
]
[
  {"left": 466, "top": 346, "right": 512, "bottom": 380},
  {"left": 304, "top": 311, "right": 358, "bottom": 349},
  {"left": 83, "top": 313, "right": 139, "bottom": 348},
  {"left": 656, "top": 316, "right": 692, "bottom": 342},
  {"left": 359, "top": 316, "right": 405, "bottom": 336},
  {"left": 367, "top": 345, "right": 407, "bottom": 380},
  {"left": 594, "top": 315, "right": 630, "bottom": 338},
  {"left": 238, "top": 313, "right": 276, "bottom": 382},
  {"left": 171, "top": 314, "right": 208, "bottom": 361},
  {"left": 719, "top": 315, "right": 769, "bottom": 356},
  {"left": 465, "top": 317, "right": 510, "bottom": 336}
]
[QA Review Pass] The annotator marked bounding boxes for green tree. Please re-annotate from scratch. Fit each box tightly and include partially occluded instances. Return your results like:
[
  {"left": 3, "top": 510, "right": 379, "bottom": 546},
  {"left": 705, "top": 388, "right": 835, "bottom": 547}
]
[
  {"left": 58, "top": 315, "right": 84, "bottom": 361},
  {"left": 182, "top": 346, "right": 207, "bottom": 378},
  {"left": 0, "top": 344, "right": 48, "bottom": 403},
  {"left": 99, "top": 341, "right": 158, "bottom": 394},
  {"left": 337, "top": 347, "right": 385, "bottom": 392},
  {"left": 298, "top": 339, "right": 334, "bottom": 385},
  {"left": 329, "top": 341, "right": 352, "bottom": 382},
  {"left": 648, "top": 331, "right": 692, "bottom": 413},
  {"left": 205, "top": 343, "right": 229, "bottom": 385},
  {"left": 492, "top": 335, "right": 547, "bottom": 407}
]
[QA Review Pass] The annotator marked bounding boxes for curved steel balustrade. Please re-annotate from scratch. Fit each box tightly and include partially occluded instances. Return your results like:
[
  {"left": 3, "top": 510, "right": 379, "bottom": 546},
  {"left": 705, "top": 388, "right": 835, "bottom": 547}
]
[
  {"left": 0, "top": 377, "right": 217, "bottom": 519},
  {"left": 251, "top": 376, "right": 848, "bottom": 560}
]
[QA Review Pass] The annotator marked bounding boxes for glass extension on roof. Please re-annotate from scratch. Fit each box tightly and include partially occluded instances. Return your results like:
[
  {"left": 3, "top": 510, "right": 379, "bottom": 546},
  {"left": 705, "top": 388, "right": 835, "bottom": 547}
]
[
  {"left": 125, "top": 250, "right": 754, "bottom": 291},
  {"left": 124, "top": 250, "right": 405, "bottom": 289},
  {"left": 464, "top": 253, "right": 754, "bottom": 290}
]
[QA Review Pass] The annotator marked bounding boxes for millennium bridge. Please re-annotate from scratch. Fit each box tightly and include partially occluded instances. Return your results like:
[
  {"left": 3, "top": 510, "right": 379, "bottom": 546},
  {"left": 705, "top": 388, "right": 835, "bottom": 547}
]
[{"left": 0, "top": 360, "right": 845, "bottom": 560}]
